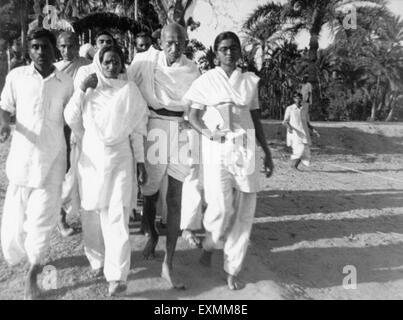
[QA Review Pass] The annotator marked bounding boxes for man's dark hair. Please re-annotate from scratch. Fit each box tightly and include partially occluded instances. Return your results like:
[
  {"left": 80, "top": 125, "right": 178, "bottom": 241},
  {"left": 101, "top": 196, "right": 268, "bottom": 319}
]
[
  {"left": 27, "top": 28, "right": 57, "bottom": 50},
  {"left": 135, "top": 32, "right": 151, "bottom": 41},
  {"left": 95, "top": 30, "right": 115, "bottom": 43}
]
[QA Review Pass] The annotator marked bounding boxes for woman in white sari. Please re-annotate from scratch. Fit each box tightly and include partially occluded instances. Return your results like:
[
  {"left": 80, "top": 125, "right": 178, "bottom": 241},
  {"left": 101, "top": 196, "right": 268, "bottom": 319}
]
[
  {"left": 185, "top": 32, "right": 274, "bottom": 290},
  {"left": 64, "top": 45, "right": 148, "bottom": 296}
]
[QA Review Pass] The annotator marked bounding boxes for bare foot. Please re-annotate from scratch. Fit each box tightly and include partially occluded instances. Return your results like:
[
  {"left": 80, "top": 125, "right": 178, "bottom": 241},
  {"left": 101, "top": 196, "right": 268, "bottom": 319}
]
[
  {"left": 182, "top": 230, "right": 201, "bottom": 248},
  {"left": 108, "top": 281, "right": 127, "bottom": 297},
  {"left": 58, "top": 221, "right": 75, "bottom": 237},
  {"left": 199, "top": 250, "right": 212, "bottom": 267},
  {"left": 24, "top": 266, "right": 41, "bottom": 300},
  {"left": 161, "top": 262, "right": 186, "bottom": 290},
  {"left": 227, "top": 274, "right": 245, "bottom": 291},
  {"left": 142, "top": 236, "right": 158, "bottom": 260}
]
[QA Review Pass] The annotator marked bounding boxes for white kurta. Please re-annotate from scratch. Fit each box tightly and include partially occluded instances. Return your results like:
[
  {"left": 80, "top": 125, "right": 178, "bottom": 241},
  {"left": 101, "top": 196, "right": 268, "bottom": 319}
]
[
  {"left": 55, "top": 57, "right": 91, "bottom": 216},
  {"left": 0, "top": 64, "right": 73, "bottom": 265},
  {"left": 184, "top": 67, "right": 261, "bottom": 276},
  {"left": 283, "top": 103, "right": 311, "bottom": 165},
  {"left": 64, "top": 59, "right": 148, "bottom": 281}
]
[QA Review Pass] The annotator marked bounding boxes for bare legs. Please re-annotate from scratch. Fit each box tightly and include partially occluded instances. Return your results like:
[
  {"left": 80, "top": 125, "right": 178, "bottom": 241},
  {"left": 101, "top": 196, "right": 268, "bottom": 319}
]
[
  {"left": 24, "top": 264, "right": 41, "bottom": 300},
  {"left": 142, "top": 176, "right": 185, "bottom": 289},
  {"left": 142, "top": 192, "right": 159, "bottom": 259}
]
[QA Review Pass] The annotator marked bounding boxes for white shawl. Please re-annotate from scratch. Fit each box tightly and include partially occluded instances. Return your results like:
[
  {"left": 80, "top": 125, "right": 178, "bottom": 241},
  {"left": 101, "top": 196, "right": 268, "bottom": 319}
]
[
  {"left": 184, "top": 67, "right": 260, "bottom": 133},
  {"left": 128, "top": 47, "right": 200, "bottom": 111},
  {"left": 86, "top": 51, "right": 148, "bottom": 145}
]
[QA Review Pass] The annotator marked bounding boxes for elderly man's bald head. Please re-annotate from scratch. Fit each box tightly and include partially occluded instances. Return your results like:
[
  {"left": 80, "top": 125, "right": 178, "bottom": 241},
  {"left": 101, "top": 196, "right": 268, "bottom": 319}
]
[
  {"left": 57, "top": 31, "right": 79, "bottom": 47},
  {"left": 57, "top": 31, "right": 80, "bottom": 61},
  {"left": 160, "top": 23, "right": 188, "bottom": 66},
  {"left": 161, "top": 22, "right": 187, "bottom": 42}
]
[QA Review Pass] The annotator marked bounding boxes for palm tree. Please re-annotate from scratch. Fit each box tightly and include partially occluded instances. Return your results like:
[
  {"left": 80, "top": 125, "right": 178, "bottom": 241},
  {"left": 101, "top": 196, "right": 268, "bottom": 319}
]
[
  {"left": 150, "top": 0, "right": 194, "bottom": 26},
  {"left": 244, "top": 0, "right": 387, "bottom": 114},
  {"left": 334, "top": 6, "right": 403, "bottom": 121}
]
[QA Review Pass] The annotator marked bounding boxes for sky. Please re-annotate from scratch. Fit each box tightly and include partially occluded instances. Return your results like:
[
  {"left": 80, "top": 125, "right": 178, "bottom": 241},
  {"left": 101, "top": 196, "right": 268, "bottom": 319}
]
[{"left": 186, "top": 0, "right": 403, "bottom": 49}]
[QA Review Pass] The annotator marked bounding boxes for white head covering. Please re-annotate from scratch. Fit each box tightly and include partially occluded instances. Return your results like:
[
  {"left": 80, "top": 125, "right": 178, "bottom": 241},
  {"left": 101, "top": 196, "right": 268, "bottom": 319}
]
[{"left": 86, "top": 48, "right": 148, "bottom": 145}]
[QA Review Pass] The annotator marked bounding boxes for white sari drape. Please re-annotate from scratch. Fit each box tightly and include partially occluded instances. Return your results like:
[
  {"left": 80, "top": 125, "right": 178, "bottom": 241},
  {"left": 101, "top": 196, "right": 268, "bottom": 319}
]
[
  {"left": 64, "top": 52, "right": 148, "bottom": 210},
  {"left": 184, "top": 67, "right": 261, "bottom": 192}
]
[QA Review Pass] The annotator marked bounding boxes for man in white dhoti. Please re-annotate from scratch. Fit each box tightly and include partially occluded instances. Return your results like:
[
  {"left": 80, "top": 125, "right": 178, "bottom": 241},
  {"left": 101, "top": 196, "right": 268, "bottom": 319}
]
[
  {"left": 0, "top": 28, "right": 74, "bottom": 299},
  {"left": 128, "top": 23, "right": 200, "bottom": 289},
  {"left": 186, "top": 31, "right": 274, "bottom": 290},
  {"left": 55, "top": 31, "right": 91, "bottom": 237},
  {"left": 64, "top": 45, "right": 148, "bottom": 296},
  {"left": 283, "top": 92, "right": 319, "bottom": 170}
]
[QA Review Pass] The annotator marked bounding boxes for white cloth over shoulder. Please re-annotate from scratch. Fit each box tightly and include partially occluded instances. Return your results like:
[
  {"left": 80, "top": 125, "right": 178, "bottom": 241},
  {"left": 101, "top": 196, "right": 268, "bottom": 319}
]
[
  {"left": 64, "top": 52, "right": 148, "bottom": 210},
  {"left": 82, "top": 51, "right": 148, "bottom": 144},
  {"left": 128, "top": 47, "right": 200, "bottom": 114},
  {"left": 74, "top": 51, "right": 127, "bottom": 90},
  {"left": 184, "top": 67, "right": 261, "bottom": 192}
]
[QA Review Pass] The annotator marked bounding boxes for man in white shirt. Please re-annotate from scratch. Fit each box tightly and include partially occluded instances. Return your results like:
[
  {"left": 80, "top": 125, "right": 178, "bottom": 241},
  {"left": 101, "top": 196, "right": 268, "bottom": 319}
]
[
  {"left": 55, "top": 31, "right": 91, "bottom": 237},
  {"left": 283, "top": 92, "right": 319, "bottom": 169},
  {"left": 0, "top": 28, "right": 74, "bottom": 299}
]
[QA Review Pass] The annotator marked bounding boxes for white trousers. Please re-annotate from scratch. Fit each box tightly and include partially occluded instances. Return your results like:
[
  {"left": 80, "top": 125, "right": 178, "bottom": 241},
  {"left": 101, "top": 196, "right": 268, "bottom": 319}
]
[
  {"left": 81, "top": 206, "right": 131, "bottom": 282},
  {"left": 181, "top": 165, "right": 204, "bottom": 230},
  {"left": 291, "top": 140, "right": 311, "bottom": 166},
  {"left": 61, "top": 141, "right": 80, "bottom": 215},
  {"left": 1, "top": 183, "right": 62, "bottom": 265},
  {"left": 203, "top": 164, "right": 256, "bottom": 276}
]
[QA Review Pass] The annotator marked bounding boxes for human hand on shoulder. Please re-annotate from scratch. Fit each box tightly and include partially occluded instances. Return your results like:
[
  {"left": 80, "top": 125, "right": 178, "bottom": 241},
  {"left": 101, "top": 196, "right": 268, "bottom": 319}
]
[{"left": 80, "top": 73, "right": 98, "bottom": 92}]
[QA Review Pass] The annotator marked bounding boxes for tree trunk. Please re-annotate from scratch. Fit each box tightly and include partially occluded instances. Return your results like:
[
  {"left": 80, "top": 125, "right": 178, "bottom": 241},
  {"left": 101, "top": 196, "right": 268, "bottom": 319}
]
[
  {"left": 307, "top": 6, "right": 323, "bottom": 119},
  {"left": 369, "top": 75, "right": 380, "bottom": 121},
  {"left": 19, "top": 0, "right": 27, "bottom": 60},
  {"left": 151, "top": 0, "right": 192, "bottom": 26},
  {"left": 385, "top": 92, "right": 397, "bottom": 121}
]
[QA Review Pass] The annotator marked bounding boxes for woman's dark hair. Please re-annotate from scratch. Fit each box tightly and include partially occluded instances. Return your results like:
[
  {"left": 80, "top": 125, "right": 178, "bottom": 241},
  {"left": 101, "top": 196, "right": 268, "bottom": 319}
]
[
  {"left": 27, "top": 28, "right": 57, "bottom": 51},
  {"left": 213, "top": 31, "right": 241, "bottom": 53},
  {"left": 98, "top": 44, "right": 126, "bottom": 73}
]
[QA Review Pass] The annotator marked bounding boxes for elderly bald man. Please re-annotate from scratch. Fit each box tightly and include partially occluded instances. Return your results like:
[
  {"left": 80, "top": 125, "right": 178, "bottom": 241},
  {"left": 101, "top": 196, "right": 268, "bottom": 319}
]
[{"left": 128, "top": 23, "right": 200, "bottom": 289}]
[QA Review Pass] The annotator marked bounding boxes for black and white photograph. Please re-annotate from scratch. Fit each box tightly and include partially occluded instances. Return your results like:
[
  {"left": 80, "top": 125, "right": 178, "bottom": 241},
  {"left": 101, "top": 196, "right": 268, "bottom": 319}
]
[{"left": 0, "top": 0, "right": 402, "bottom": 302}]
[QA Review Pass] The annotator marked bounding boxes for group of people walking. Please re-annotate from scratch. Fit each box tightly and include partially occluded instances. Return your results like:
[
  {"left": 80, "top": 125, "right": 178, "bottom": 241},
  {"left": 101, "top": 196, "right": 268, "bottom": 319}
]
[{"left": 0, "top": 22, "right": 317, "bottom": 299}]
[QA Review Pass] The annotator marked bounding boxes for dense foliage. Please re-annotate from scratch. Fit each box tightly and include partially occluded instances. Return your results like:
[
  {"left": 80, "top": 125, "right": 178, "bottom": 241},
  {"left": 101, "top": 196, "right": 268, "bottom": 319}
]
[{"left": 242, "top": 0, "right": 403, "bottom": 121}]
